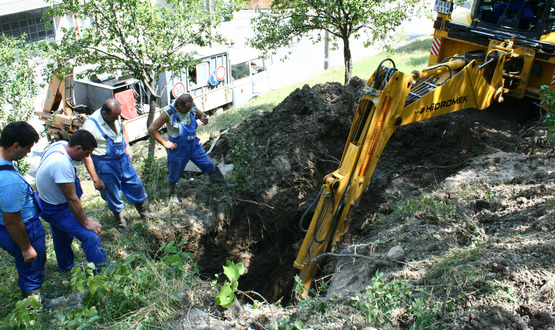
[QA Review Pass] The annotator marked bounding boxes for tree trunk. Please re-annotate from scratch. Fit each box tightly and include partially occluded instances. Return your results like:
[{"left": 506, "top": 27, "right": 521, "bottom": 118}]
[
  {"left": 343, "top": 37, "right": 353, "bottom": 84},
  {"left": 147, "top": 93, "right": 158, "bottom": 156}
]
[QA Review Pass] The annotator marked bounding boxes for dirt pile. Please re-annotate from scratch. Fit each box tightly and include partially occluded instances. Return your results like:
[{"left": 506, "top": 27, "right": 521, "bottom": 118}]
[{"left": 151, "top": 78, "right": 365, "bottom": 301}]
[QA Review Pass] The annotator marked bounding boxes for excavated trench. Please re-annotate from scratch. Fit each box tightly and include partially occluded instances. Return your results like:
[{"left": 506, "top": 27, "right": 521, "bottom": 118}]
[{"left": 148, "top": 80, "right": 541, "bottom": 303}]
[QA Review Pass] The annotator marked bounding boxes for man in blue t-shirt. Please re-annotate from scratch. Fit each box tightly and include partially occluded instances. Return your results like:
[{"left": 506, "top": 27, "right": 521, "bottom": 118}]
[{"left": 0, "top": 121, "right": 46, "bottom": 298}]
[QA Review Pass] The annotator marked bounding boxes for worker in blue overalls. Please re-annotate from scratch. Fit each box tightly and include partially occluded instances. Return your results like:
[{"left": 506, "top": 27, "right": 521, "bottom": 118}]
[
  {"left": 0, "top": 121, "right": 46, "bottom": 299},
  {"left": 148, "top": 93, "right": 233, "bottom": 202},
  {"left": 83, "top": 99, "right": 148, "bottom": 231},
  {"left": 36, "top": 130, "right": 108, "bottom": 272}
]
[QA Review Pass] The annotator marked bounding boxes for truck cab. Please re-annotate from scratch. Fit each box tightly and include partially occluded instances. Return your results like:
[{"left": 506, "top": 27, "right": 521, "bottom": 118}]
[{"left": 229, "top": 47, "right": 270, "bottom": 107}]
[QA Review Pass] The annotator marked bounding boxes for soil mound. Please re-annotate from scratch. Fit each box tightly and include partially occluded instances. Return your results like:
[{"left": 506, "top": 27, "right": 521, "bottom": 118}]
[{"left": 198, "top": 78, "right": 366, "bottom": 301}]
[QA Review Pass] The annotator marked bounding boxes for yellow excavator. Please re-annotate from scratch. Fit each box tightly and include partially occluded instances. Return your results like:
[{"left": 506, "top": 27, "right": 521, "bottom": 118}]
[{"left": 294, "top": 0, "right": 555, "bottom": 291}]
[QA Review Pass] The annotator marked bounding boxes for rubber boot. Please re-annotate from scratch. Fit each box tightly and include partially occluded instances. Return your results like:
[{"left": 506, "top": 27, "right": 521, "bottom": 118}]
[
  {"left": 134, "top": 200, "right": 149, "bottom": 219},
  {"left": 209, "top": 167, "right": 234, "bottom": 188},
  {"left": 169, "top": 180, "right": 178, "bottom": 203},
  {"left": 113, "top": 211, "right": 130, "bottom": 232}
]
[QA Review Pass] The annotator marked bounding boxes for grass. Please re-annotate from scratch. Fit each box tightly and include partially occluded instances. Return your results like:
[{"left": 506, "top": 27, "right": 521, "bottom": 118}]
[{"left": 1, "top": 35, "right": 434, "bottom": 328}]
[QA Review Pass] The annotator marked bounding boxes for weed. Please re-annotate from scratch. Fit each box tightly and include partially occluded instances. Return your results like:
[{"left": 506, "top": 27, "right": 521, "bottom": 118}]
[
  {"left": 485, "top": 190, "right": 496, "bottom": 200},
  {"left": 2, "top": 296, "right": 43, "bottom": 329},
  {"left": 292, "top": 275, "right": 333, "bottom": 318},
  {"left": 214, "top": 260, "right": 245, "bottom": 308},
  {"left": 158, "top": 237, "right": 198, "bottom": 277},
  {"left": 272, "top": 318, "right": 305, "bottom": 330},
  {"left": 486, "top": 280, "right": 516, "bottom": 303},
  {"left": 1, "top": 238, "right": 200, "bottom": 328},
  {"left": 387, "top": 193, "right": 456, "bottom": 224},
  {"left": 540, "top": 85, "right": 555, "bottom": 133},
  {"left": 352, "top": 272, "right": 441, "bottom": 328},
  {"left": 425, "top": 245, "right": 488, "bottom": 291},
  {"left": 137, "top": 153, "right": 168, "bottom": 199},
  {"left": 50, "top": 306, "right": 100, "bottom": 329}
]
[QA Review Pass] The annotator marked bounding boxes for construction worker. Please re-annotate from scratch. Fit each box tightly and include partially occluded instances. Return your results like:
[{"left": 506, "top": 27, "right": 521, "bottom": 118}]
[
  {"left": 0, "top": 121, "right": 46, "bottom": 298},
  {"left": 82, "top": 99, "right": 149, "bottom": 231},
  {"left": 36, "top": 130, "right": 108, "bottom": 272},
  {"left": 148, "top": 93, "right": 233, "bottom": 202}
]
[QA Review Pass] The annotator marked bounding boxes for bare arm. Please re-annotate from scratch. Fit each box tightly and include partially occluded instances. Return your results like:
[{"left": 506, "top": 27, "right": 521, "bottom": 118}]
[
  {"left": 3, "top": 211, "right": 37, "bottom": 262},
  {"left": 83, "top": 155, "right": 105, "bottom": 191},
  {"left": 148, "top": 112, "right": 177, "bottom": 150},
  {"left": 57, "top": 182, "right": 102, "bottom": 234}
]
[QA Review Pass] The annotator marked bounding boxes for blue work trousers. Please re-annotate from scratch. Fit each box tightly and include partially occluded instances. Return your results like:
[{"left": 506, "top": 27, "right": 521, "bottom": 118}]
[
  {"left": 41, "top": 201, "right": 108, "bottom": 272},
  {"left": 167, "top": 141, "right": 215, "bottom": 183},
  {"left": 0, "top": 218, "right": 46, "bottom": 292},
  {"left": 93, "top": 154, "right": 147, "bottom": 212}
]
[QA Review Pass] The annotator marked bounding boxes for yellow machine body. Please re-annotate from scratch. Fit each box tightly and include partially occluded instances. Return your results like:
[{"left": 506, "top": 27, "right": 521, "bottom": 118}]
[{"left": 294, "top": 0, "right": 555, "bottom": 292}]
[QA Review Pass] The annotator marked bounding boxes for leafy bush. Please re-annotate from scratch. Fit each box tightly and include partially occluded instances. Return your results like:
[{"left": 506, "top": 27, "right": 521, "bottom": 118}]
[
  {"left": 227, "top": 125, "right": 265, "bottom": 190},
  {"left": 540, "top": 85, "right": 555, "bottom": 132}
]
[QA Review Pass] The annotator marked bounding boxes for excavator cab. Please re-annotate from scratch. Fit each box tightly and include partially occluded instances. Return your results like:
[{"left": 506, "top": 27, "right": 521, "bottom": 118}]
[{"left": 471, "top": 0, "right": 555, "bottom": 39}]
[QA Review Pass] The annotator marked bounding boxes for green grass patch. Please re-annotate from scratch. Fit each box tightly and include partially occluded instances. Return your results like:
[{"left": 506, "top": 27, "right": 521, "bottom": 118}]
[{"left": 425, "top": 244, "right": 488, "bottom": 291}]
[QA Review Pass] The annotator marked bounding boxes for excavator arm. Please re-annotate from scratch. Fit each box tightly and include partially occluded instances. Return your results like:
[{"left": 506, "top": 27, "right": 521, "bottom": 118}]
[{"left": 294, "top": 39, "right": 523, "bottom": 292}]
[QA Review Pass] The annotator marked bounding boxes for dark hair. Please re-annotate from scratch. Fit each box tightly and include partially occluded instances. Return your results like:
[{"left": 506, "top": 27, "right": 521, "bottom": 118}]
[
  {"left": 69, "top": 129, "right": 97, "bottom": 150},
  {"left": 175, "top": 94, "right": 193, "bottom": 107},
  {"left": 0, "top": 121, "right": 39, "bottom": 148}
]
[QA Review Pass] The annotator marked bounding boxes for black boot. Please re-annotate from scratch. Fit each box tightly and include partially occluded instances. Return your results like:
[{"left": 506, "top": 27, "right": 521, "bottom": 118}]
[
  {"left": 135, "top": 200, "right": 149, "bottom": 219},
  {"left": 169, "top": 180, "right": 178, "bottom": 203},
  {"left": 113, "top": 211, "right": 130, "bottom": 232},
  {"left": 209, "top": 167, "right": 234, "bottom": 188}
]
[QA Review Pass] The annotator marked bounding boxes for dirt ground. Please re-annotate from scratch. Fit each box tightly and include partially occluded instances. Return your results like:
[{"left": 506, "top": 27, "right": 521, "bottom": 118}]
[{"left": 146, "top": 78, "right": 554, "bottom": 328}]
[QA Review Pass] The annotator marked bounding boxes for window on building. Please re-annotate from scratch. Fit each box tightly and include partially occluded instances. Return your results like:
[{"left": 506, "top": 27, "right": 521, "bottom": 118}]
[{"left": 0, "top": 8, "right": 54, "bottom": 42}]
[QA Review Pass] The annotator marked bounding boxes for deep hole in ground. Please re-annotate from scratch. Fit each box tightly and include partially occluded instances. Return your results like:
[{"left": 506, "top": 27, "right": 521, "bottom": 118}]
[{"left": 147, "top": 79, "right": 543, "bottom": 304}]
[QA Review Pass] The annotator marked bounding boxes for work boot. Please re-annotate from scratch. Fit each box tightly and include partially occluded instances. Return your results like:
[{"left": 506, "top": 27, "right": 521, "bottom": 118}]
[
  {"left": 113, "top": 211, "right": 130, "bottom": 232},
  {"left": 168, "top": 180, "right": 178, "bottom": 203},
  {"left": 134, "top": 200, "right": 149, "bottom": 219},
  {"left": 209, "top": 167, "right": 234, "bottom": 188},
  {"left": 22, "top": 288, "right": 43, "bottom": 303}
]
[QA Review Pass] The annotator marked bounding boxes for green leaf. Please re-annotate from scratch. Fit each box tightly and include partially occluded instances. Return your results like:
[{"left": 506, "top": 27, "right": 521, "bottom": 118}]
[
  {"left": 223, "top": 260, "right": 244, "bottom": 282},
  {"left": 215, "top": 285, "right": 236, "bottom": 308}
]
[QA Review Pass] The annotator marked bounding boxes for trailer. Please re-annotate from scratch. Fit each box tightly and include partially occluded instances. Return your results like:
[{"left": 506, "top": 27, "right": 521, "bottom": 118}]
[{"left": 37, "top": 47, "right": 268, "bottom": 142}]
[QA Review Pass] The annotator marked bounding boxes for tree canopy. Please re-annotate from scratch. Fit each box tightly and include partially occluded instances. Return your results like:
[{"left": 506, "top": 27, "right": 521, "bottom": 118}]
[
  {"left": 0, "top": 34, "right": 44, "bottom": 127},
  {"left": 248, "top": 0, "right": 422, "bottom": 83},
  {"left": 46, "top": 0, "right": 234, "bottom": 153}
]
